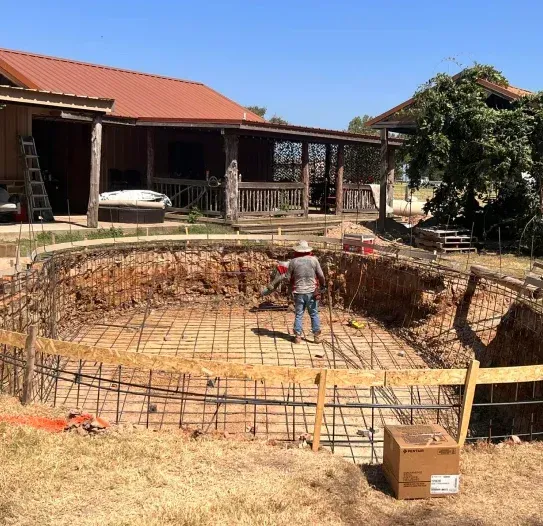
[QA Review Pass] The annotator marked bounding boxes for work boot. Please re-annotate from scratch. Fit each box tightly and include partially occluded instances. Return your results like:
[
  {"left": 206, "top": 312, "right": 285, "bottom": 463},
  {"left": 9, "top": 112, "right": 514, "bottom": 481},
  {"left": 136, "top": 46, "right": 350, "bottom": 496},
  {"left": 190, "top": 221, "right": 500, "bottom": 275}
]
[
  {"left": 293, "top": 334, "right": 302, "bottom": 344},
  {"left": 314, "top": 331, "right": 322, "bottom": 344}
]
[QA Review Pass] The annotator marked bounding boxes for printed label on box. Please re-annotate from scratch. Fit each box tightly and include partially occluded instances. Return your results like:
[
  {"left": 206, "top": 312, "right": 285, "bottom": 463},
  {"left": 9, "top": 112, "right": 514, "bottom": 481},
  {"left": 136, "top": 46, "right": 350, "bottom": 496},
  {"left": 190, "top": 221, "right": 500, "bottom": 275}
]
[{"left": 430, "top": 474, "right": 460, "bottom": 494}]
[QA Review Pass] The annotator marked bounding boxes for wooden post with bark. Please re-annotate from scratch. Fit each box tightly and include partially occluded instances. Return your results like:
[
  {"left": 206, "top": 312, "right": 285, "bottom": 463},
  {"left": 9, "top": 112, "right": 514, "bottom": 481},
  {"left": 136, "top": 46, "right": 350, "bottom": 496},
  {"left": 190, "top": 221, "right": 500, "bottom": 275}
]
[
  {"left": 86, "top": 116, "right": 103, "bottom": 228},
  {"left": 336, "top": 144, "right": 344, "bottom": 215},
  {"left": 301, "top": 141, "right": 310, "bottom": 217},
  {"left": 379, "top": 128, "right": 388, "bottom": 230},
  {"left": 21, "top": 325, "right": 38, "bottom": 405},
  {"left": 146, "top": 128, "right": 155, "bottom": 190},
  {"left": 224, "top": 133, "right": 239, "bottom": 222}
]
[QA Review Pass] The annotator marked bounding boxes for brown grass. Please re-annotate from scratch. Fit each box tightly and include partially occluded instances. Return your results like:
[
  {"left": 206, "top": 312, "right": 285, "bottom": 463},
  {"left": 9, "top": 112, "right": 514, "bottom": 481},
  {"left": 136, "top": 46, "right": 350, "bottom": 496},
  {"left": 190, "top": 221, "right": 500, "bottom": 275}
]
[
  {"left": 441, "top": 252, "right": 534, "bottom": 278},
  {"left": 0, "top": 396, "right": 542, "bottom": 526}
]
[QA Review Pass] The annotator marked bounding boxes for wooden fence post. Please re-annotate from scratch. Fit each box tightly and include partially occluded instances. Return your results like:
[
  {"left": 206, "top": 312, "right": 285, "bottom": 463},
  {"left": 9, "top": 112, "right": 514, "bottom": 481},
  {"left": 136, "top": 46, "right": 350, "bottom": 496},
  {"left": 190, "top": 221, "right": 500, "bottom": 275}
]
[
  {"left": 457, "top": 359, "right": 480, "bottom": 447},
  {"left": 312, "top": 369, "right": 328, "bottom": 452},
  {"left": 21, "top": 325, "right": 38, "bottom": 405}
]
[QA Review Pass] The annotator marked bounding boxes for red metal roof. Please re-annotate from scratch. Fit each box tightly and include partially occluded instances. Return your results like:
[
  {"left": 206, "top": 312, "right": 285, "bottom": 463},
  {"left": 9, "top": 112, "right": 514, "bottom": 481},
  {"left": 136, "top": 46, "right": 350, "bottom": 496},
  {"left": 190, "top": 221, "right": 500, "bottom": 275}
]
[{"left": 0, "top": 48, "right": 265, "bottom": 122}]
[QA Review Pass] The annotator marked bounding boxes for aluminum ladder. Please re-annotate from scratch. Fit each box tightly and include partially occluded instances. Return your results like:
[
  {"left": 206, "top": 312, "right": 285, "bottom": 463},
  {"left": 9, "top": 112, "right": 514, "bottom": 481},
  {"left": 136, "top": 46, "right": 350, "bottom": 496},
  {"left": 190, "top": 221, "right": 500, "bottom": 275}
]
[{"left": 18, "top": 136, "right": 54, "bottom": 222}]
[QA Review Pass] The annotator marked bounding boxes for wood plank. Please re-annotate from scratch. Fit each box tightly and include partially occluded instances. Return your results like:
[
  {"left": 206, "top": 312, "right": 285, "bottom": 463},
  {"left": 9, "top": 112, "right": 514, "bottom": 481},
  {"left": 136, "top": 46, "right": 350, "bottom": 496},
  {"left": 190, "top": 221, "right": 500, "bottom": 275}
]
[
  {"left": 477, "top": 365, "right": 543, "bottom": 384},
  {"left": 457, "top": 360, "right": 480, "bottom": 447},
  {"left": 385, "top": 368, "right": 467, "bottom": 386},
  {"left": 336, "top": 144, "right": 344, "bottom": 215},
  {"left": 471, "top": 265, "right": 543, "bottom": 299},
  {"left": 379, "top": 129, "right": 388, "bottom": 229},
  {"left": 312, "top": 369, "right": 328, "bottom": 452}
]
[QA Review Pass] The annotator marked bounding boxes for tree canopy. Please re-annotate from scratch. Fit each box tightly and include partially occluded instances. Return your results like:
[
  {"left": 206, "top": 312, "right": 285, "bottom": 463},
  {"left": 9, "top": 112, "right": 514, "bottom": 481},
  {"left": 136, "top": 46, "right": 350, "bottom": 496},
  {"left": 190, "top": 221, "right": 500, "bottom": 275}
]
[
  {"left": 347, "top": 115, "right": 378, "bottom": 135},
  {"left": 404, "top": 65, "right": 543, "bottom": 251},
  {"left": 245, "top": 105, "right": 288, "bottom": 124}
]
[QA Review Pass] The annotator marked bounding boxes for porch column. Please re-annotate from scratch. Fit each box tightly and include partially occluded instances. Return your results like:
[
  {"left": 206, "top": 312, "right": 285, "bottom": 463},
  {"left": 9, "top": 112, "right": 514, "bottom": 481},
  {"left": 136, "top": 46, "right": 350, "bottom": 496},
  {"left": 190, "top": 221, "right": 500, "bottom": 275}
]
[
  {"left": 336, "top": 143, "right": 344, "bottom": 215},
  {"left": 146, "top": 128, "right": 155, "bottom": 190},
  {"left": 387, "top": 146, "right": 395, "bottom": 213},
  {"left": 224, "top": 133, "right": 239, "bottom": 221},
  {"left": 86, "top": 115, "right": 103, "bottom": 228},
  {"left": 301, "top": 141, "right": 310, "bottom": 217},
  {"left": 379, "top": 128, "right": 388, "bottom": 230}
]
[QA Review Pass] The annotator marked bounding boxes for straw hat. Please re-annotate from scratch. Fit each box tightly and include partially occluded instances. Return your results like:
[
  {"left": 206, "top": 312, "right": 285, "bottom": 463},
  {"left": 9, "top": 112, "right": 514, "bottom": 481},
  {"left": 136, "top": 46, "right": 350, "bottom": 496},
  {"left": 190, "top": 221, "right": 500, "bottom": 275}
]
[{"left": 293, "top": 240, "right": 312, "bottom": 253}]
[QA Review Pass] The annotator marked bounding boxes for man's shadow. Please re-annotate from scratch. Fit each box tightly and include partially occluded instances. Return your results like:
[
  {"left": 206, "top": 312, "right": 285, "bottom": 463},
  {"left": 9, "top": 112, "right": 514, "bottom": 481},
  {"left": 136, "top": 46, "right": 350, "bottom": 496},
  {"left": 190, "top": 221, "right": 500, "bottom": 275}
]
[{"left": 251, "top": 327, "right": 292, "bottom": 342}]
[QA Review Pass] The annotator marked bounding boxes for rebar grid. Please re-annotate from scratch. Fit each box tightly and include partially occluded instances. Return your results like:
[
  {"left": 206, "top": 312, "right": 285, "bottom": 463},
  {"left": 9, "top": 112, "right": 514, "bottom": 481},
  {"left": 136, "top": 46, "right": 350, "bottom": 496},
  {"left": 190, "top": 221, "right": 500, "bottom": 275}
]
[{"left": 0, "top": 239, "right": 541, "bottom": 461}]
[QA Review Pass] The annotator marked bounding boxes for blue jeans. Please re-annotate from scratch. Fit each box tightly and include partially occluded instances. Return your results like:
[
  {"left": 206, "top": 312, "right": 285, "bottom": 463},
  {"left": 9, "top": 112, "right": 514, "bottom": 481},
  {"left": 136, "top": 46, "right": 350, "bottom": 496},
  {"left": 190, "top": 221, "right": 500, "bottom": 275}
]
[{"left": 293, "top": 293, "right": 321, "bottom": 335}]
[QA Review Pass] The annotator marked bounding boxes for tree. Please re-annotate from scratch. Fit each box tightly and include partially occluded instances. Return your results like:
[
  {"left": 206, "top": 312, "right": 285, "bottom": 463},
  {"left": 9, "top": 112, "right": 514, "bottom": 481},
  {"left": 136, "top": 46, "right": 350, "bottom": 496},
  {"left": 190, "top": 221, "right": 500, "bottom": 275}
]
[
  {"left": 268, "top": 115, "right": 289, "bottom": 125},
  {"left": 347, "top": 115, "right": 378, "bottom": 135},
  {"left": 405, "top": 65, "right": 534, "bottom": 230},
  {"left": 246, "top": 105, "right": 267, "bottom": 118}
]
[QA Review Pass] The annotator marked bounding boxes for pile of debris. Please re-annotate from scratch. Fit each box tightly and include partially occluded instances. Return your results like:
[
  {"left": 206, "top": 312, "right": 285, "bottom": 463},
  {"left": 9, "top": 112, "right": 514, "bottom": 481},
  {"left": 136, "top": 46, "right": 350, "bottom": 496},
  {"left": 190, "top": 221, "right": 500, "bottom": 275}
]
[{"left": 64, "top": 409, "right": 109, "bottom": 436}]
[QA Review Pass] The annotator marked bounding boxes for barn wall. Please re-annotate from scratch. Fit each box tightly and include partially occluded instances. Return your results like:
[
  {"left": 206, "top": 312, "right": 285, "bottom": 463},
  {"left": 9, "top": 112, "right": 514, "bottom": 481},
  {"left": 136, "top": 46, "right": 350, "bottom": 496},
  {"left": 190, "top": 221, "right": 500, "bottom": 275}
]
[
  {"left": 238, "top": 136, "right": 273, "bottom": 182},
  {"left": 0, "top": 103, "right": 33, "bottom": 183}
]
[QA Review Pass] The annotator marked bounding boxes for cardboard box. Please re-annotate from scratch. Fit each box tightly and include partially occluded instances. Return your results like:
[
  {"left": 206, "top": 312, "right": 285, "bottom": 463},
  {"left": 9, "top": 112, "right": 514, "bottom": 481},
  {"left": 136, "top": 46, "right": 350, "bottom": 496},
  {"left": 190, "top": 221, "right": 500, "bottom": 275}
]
[{"left": 383, "top": 424, "right": 460, "bottom": 500}]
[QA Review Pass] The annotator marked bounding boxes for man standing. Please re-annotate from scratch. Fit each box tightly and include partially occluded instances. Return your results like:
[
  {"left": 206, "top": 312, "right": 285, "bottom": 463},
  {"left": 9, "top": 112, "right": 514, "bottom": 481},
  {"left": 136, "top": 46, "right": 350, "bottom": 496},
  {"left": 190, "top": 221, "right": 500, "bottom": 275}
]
[{"left": 284, "top": 240, "right": 326, "bottom": 344}]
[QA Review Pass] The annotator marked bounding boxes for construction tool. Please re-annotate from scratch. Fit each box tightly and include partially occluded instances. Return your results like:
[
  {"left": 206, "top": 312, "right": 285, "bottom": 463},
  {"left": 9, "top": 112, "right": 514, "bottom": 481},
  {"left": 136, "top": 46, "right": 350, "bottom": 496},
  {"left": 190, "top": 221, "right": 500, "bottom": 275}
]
[
  {"left": 348, "top": 319, "right": 365, "bottom": 330},
  {"left": 18, "top": 136, "right": 54, "bottom": 222}
]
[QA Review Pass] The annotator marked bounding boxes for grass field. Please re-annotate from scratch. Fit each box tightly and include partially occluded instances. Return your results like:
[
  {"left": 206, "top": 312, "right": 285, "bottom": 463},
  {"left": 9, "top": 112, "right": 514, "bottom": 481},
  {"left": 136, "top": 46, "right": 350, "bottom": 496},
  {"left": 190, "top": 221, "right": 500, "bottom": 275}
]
[{"left": 1, "top": 396, "right": 542, "bottom": 526}]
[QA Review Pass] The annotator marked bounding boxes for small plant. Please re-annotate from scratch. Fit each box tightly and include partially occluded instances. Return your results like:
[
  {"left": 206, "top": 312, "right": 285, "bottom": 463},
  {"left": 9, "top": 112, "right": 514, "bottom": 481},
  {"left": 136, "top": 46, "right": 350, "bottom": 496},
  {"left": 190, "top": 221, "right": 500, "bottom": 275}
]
[{"left": 187, "top": 207, "right": 202, "bottom": 224}]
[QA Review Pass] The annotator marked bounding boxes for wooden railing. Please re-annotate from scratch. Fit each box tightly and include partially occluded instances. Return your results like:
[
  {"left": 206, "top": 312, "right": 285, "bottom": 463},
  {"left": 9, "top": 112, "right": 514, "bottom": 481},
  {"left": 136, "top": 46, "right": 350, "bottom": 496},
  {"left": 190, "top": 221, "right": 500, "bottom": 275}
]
[
  {"left": 342, "top": 184, "right": 376, "bottom": 213},
  {"left": 153, "top": 177, "right": 224, "bottom": 216},
  {"left": 238, "top": 182, "right": 305, "bottom": 216}
]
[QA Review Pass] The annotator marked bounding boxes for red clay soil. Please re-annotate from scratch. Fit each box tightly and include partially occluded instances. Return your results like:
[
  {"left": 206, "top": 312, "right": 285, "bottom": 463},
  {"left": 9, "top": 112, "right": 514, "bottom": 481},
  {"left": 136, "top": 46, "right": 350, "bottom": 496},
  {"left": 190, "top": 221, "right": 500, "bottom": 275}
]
[{"left": 0, "top": 414, "right": 109, "bottom": 433}]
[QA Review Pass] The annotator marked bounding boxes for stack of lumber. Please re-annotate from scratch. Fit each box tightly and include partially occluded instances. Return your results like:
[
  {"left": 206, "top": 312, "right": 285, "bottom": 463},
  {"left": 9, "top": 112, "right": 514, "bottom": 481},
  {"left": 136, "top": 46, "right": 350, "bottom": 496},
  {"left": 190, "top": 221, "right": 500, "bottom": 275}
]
[{"left": 414, "top": 226, "right": 477, "bottom": 253}]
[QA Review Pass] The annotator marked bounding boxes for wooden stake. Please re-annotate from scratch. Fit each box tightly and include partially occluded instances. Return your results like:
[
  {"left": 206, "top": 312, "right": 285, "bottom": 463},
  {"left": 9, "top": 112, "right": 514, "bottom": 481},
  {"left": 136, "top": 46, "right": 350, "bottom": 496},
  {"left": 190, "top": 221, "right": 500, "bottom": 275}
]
[
  {"left": 312, "top": 369, "right": 328, "bottom": 451},
  {"left": 87, "top": 116, "right": 103, "bottom": 228},
  {"left": 457, "top": 359, "right": 480, "bottom": 447},
  {"left": 21, "top": 325, "right": 38, "bottom": 405}
]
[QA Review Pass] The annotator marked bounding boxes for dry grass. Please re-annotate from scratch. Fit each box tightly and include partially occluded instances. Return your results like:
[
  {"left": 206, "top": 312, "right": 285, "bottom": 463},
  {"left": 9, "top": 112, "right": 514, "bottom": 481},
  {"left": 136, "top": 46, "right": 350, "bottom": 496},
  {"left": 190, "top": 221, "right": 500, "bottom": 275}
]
[
  {"left": 442, "top": 252, "right": 535, "bottom": 278},
  {"left": 1, "top": 396, "right": 542, "bottom": 526}
]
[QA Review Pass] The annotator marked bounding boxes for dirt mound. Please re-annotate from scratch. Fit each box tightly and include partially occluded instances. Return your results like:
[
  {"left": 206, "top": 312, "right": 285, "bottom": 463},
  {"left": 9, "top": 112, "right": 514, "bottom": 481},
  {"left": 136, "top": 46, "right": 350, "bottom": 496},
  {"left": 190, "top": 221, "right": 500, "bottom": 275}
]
[{"left": 325, "top": 222, "right": 389, "bottom": 245}]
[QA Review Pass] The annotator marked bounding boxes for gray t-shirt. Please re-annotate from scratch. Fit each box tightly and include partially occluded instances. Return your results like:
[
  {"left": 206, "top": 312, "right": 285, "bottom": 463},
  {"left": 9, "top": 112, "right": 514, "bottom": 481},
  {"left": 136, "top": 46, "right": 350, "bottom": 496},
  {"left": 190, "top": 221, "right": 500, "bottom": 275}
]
[{"left": 285, "top": 255, "right": 325, "bottom": 294}]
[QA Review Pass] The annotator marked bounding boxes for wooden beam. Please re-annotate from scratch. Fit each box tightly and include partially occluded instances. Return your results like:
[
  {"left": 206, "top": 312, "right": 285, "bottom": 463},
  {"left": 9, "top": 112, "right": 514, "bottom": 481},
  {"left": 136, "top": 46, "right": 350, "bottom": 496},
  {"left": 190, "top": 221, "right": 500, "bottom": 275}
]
[
  {"left": 87, "top": 116, "right": 103, "bottom": 228},
  {"left": 336, "top": 144, "right": 344, "bottom": 215},
  {"left": 301, "top": 141, "right": 310, "bottom": 218},
  {"left": 21, "top": 325, "right": 38, "bottom": 405},
  {"left": 312, "top": 369, "right": 328, "bottom": 452},
  {"left": 379, "top": 128, "right": 388, "bottom": 230},
  {"left": 386, "top": 144, "right": 395, "bottom": 212},
  {"left": 457, "top": 359, "right": 480, "bottom": 447},
  {"left": 146, "top": 128, "right": 155, "bottom": 190},
  {"left": 224, "top": 133, "right": 239, "bottom": 221}
]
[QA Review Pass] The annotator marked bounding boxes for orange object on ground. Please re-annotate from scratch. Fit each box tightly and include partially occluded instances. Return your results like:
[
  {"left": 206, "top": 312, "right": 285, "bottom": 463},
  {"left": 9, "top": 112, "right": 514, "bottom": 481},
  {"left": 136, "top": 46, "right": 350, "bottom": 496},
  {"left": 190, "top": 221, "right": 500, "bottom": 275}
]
[{"left": 0, "top": 413, "right": 109, "bottom": 433}]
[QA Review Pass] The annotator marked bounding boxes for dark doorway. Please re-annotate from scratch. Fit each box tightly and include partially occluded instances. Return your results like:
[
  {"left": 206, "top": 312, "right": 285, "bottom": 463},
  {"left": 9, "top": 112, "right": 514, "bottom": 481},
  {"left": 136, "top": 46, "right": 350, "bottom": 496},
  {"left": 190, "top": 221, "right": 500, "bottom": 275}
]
[
  {"left": 168, "top": 141, "right": 205, "bottom": 180},
  {"left": 33, "top": 119, "right": 91, "bottom": 215}
]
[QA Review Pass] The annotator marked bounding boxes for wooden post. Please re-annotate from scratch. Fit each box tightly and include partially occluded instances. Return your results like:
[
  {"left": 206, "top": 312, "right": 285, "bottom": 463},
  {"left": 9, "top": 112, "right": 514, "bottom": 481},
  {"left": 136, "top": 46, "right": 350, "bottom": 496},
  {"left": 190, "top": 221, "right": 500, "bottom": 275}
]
[
  {"left": 457, "top": 359, "right": 480, "bottom": 447},
  {"left": 302, "top": 141, "right": 310, "bottom": 217},
  {"left": 146, "top": 128, "right": 155, "bottom": 190},
  {"left": 336, "top": 144, "right": 344, "bottom": 215},
  {"left": 387, "top": 146, "right": 395, "bottom": 213},
  {"left": 312, "top": 369, "right": 328, "bottom": 452},
  {"left": 21, "top": 325, "right": 38, "bottom": 405},
  {"left": 87, "top": 116, "right": 103, "bottom": 228},
  {"left": 379, "top": 128, "right": 388, "bottom": 230},
  {"left": 224, "top": 133, "right": 239, "bottom": 222}
]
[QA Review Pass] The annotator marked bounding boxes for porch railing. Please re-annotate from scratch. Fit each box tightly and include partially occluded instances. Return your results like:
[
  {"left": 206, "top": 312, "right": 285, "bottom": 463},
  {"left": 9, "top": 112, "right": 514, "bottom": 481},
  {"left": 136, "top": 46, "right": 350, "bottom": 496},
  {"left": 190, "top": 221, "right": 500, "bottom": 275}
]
[
  {"left": 238, "top": 182, "right": 305, "bottom": 216},
  {"left": 153, "top": 177, "right": 224, "bottom": 216},
  {"left": 342, "top": 184, "right": 377, "bottom": 213}
]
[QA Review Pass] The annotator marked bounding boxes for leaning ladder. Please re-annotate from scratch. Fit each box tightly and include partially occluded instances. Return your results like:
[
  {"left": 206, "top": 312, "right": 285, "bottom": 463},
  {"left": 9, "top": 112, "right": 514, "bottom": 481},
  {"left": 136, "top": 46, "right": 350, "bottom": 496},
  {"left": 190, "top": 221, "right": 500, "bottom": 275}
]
[{"left": 18, "top": 136, "right": 54, "bottom": 222}]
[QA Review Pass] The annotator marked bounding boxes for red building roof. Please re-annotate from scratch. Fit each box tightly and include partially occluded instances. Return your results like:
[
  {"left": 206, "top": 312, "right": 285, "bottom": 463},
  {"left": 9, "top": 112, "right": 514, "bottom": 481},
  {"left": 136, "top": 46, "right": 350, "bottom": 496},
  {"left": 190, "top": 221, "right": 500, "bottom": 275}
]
[{"left": 0, "top": 48, "right": 265, "bottom": 122}]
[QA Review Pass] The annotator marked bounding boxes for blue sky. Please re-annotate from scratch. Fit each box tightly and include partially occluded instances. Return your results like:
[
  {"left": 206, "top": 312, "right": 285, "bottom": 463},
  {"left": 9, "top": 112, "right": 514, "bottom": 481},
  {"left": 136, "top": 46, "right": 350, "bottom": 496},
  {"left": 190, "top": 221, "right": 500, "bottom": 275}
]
[{"left": 2, "top": 0, "right": 543, "bottom": 129}]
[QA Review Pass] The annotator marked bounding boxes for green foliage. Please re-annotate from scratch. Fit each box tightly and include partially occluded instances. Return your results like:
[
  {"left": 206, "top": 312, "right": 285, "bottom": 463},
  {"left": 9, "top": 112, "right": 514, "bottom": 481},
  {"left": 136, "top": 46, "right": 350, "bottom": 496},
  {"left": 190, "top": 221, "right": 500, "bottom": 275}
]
[
  {"left": 87, "top": 226, "right": 124, "bottom": 239},
  {"left": 347, "top": 115, "right": 378, "bottom": 135},
  {"left": 187, "top": 207, "right": 203, "bottom": 224},
  {"left": 268, "top": 115, "right": 288, "bottom": 125},
  {"left": 246, "top": 106, "right": 267, "bottom": 118}
]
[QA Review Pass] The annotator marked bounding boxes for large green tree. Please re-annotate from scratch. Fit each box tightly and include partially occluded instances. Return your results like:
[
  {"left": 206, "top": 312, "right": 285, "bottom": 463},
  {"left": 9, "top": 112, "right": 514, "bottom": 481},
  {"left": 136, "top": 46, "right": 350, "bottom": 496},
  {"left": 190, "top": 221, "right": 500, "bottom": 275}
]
[
  {"left": 405, "top": 65, "right": 539, "bottom": 242},
  {"left": 245, "top": 105, "right": 288, "bottom": 124}
]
